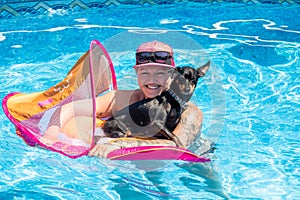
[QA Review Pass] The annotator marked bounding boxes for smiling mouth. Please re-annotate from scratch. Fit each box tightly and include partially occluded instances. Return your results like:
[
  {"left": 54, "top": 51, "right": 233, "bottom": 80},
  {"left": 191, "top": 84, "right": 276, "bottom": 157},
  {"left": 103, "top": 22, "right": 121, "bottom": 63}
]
[{"left": 146, "top": 85, "right": 160, "bottom": 90}]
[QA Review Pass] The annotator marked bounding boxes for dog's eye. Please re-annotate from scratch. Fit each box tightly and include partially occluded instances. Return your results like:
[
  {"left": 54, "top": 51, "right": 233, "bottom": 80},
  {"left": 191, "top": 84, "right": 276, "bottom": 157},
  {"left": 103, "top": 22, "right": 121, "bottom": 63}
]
[
  {"left": 184, "top": 73, "right": 194, "bottom": 80},
  {"left": 191, "top": 79, "right": 197, "bottom": 85}
]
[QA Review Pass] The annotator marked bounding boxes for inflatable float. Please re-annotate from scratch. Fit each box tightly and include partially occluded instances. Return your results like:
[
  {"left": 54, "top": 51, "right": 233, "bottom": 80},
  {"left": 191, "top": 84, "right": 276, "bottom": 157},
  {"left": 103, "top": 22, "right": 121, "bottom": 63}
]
[{"left": 2, "top": 40, "right": 210, "bottom": 163}]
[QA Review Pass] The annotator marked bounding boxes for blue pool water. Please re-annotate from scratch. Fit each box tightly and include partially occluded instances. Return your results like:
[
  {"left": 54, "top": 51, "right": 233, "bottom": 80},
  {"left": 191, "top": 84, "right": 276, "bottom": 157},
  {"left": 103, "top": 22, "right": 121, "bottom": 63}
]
[{"left": 1, "top": 3, "right": 299, "bottom": 199}]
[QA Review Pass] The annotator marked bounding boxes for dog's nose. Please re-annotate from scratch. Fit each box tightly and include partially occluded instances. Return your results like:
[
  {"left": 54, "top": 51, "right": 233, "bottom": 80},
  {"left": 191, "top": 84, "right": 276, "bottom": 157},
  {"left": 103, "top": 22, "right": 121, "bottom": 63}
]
[{"left": 184, "top": 81, "right": 191, "bottom": 93}]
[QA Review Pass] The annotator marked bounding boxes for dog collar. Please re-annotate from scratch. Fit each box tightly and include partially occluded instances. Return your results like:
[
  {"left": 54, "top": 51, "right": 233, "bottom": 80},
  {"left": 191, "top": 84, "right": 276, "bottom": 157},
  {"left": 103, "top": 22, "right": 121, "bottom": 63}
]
[{"left": 167, "top": 89, "right": 188, "bottom": 110}]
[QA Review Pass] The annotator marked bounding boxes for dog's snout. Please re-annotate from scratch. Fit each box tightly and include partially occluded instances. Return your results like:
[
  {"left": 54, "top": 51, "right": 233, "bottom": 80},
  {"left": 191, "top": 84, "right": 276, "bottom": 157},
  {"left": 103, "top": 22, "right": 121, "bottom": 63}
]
[{"left": 184, "top": 80, "right": 191, "bottom": 93}]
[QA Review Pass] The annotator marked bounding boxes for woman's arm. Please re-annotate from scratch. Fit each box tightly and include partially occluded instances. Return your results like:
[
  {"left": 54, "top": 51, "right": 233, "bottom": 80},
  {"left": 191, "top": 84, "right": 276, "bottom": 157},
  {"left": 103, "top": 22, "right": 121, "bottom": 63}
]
[
  {"left": 58, "top": 91, "right": 116, "bottom": 127},
  {"left": 172, "top": 102, "right": 203, "bottom": 148},
  {"left": 44, "top": 91, "right": 116, "bottom": 139}
]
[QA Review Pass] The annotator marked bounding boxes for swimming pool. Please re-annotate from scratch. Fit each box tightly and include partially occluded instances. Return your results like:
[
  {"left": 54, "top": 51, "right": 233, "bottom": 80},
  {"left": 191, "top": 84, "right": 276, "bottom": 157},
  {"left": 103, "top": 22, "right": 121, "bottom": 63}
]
[{"left": 1, "top": 2, "right": 299, "bottom": 199}]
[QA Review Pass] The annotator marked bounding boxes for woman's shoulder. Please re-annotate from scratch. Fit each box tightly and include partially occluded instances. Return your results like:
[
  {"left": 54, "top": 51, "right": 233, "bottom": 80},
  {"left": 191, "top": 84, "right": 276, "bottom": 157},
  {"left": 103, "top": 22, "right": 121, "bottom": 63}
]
[
  {"left": 186, "top": 101, "right": 198, "bottom": 109},
  {"left": 184, "top": 102, "right": 203, "bottom": 116}
]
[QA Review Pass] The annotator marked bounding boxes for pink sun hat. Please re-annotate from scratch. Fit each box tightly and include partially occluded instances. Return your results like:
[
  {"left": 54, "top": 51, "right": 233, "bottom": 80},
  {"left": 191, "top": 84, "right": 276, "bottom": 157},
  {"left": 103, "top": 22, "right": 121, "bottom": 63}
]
[{"left": 133, "top": 40, "right": 176, "bottom": 68}]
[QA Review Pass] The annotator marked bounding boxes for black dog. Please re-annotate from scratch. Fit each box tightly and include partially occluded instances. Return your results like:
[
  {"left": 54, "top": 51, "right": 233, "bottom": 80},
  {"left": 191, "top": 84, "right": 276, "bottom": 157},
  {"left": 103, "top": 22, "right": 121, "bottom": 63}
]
[{"left": 102, "top": 61, "right": 210, "bottom": 143}]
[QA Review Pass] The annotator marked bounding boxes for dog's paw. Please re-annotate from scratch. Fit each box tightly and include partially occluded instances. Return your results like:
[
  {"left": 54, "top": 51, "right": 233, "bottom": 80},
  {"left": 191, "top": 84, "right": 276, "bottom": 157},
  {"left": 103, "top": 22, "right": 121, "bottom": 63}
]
[{"left": 106, "top": 131, "right": 126, "bottom": 138}]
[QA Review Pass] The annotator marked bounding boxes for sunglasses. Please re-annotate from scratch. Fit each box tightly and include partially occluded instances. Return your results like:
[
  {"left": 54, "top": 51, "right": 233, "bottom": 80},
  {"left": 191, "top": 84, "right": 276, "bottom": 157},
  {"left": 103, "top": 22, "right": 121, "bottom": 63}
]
[{"left": 136, "top": 51, "right": 173, "bottom": 65}]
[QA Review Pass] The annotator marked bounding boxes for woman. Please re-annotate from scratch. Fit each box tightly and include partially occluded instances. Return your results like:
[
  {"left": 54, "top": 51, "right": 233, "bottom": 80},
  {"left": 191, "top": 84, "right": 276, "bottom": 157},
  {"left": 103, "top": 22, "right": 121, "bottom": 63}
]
[{"left": 45, "top": 40, "right": 203, "bottom": 158}]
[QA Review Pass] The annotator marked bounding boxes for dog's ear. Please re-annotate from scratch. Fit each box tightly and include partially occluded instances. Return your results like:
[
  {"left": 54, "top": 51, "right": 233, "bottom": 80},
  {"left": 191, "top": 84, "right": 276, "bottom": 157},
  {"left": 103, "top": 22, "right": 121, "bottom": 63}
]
[
  {"left": 169, "top": 67, "right": 181, "bottom": 78},
  {"left": 197, "top": 61, "right": 210, "bottom": 77}
]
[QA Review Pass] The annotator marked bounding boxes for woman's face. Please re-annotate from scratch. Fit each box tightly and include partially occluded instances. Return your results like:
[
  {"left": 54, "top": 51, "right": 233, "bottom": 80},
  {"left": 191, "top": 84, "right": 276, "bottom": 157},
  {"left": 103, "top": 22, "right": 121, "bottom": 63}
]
[{"left": 136, "top": 65, "right": 172, "bottom": 99}]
